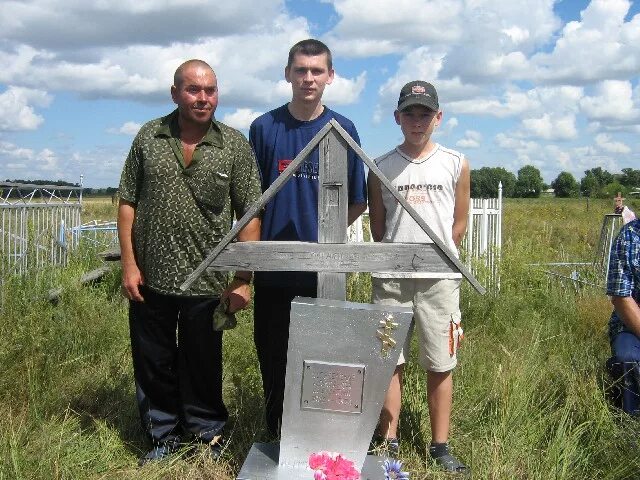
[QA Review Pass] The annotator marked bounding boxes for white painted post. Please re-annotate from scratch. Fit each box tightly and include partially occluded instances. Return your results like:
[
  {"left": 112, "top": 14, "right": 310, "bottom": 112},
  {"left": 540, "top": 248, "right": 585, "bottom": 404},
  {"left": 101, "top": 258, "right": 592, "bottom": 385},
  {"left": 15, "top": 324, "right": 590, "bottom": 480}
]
[
  {"left": 466, "top": 203, "right": 474, "bottom": 268},
  {"left": 58, "top": 218, "right": 66, "bottom": 248},
  {"left": 481, "top": 199, "right": 489, "bottom": 258}
]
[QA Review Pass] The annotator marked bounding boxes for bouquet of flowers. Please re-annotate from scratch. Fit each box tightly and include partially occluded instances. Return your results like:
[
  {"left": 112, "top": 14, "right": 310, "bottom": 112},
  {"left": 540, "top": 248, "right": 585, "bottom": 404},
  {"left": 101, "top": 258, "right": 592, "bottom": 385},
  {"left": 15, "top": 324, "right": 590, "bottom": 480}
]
[{"left": 308, "top": 451, "right": 360, "bottom": 480}]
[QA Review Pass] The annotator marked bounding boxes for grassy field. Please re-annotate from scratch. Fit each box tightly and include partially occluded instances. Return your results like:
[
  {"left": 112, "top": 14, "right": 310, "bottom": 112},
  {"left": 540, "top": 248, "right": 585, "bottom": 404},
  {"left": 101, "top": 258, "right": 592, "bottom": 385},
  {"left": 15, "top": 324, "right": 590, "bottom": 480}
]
[{"left": 1, "top": 196, "right": 639, "bottom": 479}]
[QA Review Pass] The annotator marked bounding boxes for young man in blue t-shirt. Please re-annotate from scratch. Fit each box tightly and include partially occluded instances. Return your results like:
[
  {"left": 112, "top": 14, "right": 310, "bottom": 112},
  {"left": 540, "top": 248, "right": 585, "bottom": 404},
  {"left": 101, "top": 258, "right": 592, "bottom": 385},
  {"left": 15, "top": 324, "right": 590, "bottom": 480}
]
[{"left": 249, "top": 39, "right": 367, "bottom": 436}]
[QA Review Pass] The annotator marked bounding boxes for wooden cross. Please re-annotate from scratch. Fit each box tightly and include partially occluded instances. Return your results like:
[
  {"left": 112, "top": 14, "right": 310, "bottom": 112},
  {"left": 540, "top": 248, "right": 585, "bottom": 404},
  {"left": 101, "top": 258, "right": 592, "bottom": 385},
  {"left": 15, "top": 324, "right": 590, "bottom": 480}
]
[{"left": 180, "top": 119, "right": 485, "bottom": 299}]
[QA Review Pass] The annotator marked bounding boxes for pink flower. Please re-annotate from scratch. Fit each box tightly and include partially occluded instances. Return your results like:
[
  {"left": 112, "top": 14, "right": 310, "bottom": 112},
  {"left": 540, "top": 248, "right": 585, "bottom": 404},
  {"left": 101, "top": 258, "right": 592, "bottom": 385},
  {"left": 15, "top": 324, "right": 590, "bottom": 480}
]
[
  {"left": 309, "top": 451, "right": 333, "bottom": 470},
  {"left": 309, "top": 451, "right": 360, "bottom": 480},
  {"left": 314, "top": 471, "right": 327, "bottom": 480}
]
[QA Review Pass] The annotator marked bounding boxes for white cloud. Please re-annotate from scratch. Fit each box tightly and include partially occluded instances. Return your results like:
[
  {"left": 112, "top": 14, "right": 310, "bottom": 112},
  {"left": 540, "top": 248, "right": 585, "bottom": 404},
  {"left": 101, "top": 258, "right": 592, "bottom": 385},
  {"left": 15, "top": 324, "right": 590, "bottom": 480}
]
[
  {"left": 326, "top": 0, "right": 464, "bottom": 51},
  {"left": 323, "top": 72, "right": 367, "bottom": 105},
  {"left": 107, "top": 121, "right": 141, "bottom": 136},
  {"left": 456, "top": 130, "right": 482, "bottom": 149},
  {"left": 221, "top": 109, "right": 263, "bottom": 131},
  {"left": 0, "top": 0, "right": 286, "bottom": 49},
  {"left": 531, "top": 0, "right": 640, "bottom": 83},
  {"left": 594, "top": 133, "right": 631, "bottom": 154},
  {"left": 325, "top": 38, "right": 405, "bottom": 58},
  {"left": 493, "top": 131, "right": 629, "bottom": 182},
  {"left": 580, "top": 80, "right": 640, "bottom": 123},
  {"left": 0, "top": 86, "right": 52, "bottom": 131},
  {"left": 0, "top": 141, "right": 60, "bottom": 175},
  {"left": 0, "top": 141, "right": 34, "bottom": 161},
  {"left": 0, "top": 7, "right": 312, "bottom": 107},
  {"left": 521, "top": 113, "right": 577, "bottom": 140},
  {"left": 442, "top": 117, "right": 458, "bottom": 135}
]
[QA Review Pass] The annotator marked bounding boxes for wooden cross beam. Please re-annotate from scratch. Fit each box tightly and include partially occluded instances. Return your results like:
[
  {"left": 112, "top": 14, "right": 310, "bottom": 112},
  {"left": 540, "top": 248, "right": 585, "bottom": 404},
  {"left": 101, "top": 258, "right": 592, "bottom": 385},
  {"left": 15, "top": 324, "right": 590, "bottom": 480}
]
[{"left": 180, "top": 119, "right": 486, "bottom": 298}]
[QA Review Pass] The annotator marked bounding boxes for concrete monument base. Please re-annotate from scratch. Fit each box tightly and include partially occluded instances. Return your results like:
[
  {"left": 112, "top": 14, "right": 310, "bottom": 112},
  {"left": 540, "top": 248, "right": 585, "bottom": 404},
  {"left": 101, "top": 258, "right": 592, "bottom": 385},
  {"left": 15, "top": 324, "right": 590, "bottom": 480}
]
[{"left": 237, "top": 442, "right": 388, "bottom": 480}]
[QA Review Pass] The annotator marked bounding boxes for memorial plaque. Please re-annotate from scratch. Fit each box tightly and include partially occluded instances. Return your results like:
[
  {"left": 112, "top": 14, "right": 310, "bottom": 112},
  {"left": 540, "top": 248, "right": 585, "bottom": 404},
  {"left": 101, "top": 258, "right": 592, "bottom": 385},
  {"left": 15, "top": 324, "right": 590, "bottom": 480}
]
[{"left": 300, "top": 361, "right": 364, "bottom": 414}]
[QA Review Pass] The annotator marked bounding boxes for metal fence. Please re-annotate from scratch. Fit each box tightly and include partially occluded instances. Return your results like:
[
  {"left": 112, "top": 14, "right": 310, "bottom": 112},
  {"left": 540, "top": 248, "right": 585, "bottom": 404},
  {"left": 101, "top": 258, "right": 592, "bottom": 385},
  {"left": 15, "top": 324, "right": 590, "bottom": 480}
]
[
  {"left": 1, "top": 182, "right": 82, "bottom": 276},
  {"left": 71, "top": 220, "right": 118, "bottom": 250},
  {"left": 461, "top": 183, "right": 503, "bottom": 290}
]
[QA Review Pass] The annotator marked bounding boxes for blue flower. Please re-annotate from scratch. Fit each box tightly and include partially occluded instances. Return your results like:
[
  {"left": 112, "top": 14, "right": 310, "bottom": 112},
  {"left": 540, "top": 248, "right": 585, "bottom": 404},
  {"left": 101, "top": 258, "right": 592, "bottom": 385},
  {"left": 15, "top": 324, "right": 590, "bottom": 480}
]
[{"left": 383, "top": 459, "right": 409, "bottom": 480}]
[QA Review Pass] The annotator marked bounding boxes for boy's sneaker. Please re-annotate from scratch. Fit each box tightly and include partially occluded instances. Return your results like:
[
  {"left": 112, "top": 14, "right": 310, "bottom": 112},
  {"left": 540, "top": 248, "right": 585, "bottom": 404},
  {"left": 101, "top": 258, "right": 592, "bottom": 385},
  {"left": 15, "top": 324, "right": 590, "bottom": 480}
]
[{"left": 429, "top": 443, "right": 469, "bottom": 475}]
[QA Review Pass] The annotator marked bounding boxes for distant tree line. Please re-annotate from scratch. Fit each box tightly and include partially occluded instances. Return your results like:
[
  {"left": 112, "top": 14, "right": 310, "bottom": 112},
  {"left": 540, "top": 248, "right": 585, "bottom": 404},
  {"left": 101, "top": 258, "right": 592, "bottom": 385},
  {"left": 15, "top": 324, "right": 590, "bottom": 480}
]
[
  {"left": 3, "top": 179, "right": 118, "bottom": 197},
  {"left": 7, "top": 167, "right": 640, "bottom": 200},
  {"left": 470, "top": 167, "right": 640, "bottom": 199}
]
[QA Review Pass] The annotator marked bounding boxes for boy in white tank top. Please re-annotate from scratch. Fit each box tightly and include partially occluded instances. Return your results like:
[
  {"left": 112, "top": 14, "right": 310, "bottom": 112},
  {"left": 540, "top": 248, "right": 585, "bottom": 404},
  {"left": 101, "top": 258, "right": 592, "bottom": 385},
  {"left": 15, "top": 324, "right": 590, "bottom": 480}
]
[{"left": 368, "top": 81, "right": 471, "bottom": 474}]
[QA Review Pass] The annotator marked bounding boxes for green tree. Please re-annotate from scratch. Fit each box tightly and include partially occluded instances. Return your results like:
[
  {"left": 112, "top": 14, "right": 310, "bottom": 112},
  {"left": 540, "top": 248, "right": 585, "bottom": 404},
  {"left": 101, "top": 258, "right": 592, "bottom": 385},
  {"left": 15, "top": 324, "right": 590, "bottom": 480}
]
[
  {"left": 620, "top": 168, "right": 640, "bottom": 189},
  {"left": 580, "top": 167, "right": 614, "bottom": 197},
  {"left": 585, "top": 167, "right": 614, "bottom": 186},
  {"left": 580, "top": 174, "right": 599, "bottom": 197},
  {"left": 471, "top": 167, "right": 517, "bottom": 198},
  {"left": 551, "top": 171, "right": 579, "bottom": 197},
  {"left": 515, "top": 165, "right": 544, "bottom": 198},
  {"left": 601, "top": 181, "right": 628, "bottom": 199}
]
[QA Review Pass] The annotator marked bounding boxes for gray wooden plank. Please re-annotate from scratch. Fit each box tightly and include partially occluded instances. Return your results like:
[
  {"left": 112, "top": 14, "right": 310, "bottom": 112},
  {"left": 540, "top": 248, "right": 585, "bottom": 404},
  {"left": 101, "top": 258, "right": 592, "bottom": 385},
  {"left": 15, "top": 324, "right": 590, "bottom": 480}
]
[
  {"left": 318, "top": 128, "right": 348, "bottom": 243},
  {"left": 317, "top": 272, "right": 346, "bottom": 301},
  {"left": 327, "top": 119, "right": 486, "bottom": 295},
  {"left": 201, "top": 241, "right": 456, "bottom": 273},
  {"left": 318, "top": 127, "right": 349, "bottom": 300}
]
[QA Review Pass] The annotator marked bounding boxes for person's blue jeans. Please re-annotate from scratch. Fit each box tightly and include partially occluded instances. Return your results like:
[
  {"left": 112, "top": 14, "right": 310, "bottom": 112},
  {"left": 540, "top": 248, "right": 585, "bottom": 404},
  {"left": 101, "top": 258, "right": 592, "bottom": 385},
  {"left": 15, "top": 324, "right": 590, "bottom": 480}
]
[{"left": 610, "top": 330, "right": 640, "bottom": 415}]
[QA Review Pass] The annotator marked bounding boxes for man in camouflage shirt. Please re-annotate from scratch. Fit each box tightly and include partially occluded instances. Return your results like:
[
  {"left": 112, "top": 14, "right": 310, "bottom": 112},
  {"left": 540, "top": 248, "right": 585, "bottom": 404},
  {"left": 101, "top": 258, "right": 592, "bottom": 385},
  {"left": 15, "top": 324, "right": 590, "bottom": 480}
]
[{"left": 117, "top": 59, "right": 261, "bottom": 465}]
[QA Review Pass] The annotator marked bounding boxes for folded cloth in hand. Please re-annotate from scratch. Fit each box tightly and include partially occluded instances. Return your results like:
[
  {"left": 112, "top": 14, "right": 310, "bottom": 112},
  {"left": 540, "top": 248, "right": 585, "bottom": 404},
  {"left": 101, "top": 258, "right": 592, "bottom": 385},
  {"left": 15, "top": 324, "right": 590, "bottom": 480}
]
[{"left": 212, "top": 297, "right": 236, "bottom": 331}]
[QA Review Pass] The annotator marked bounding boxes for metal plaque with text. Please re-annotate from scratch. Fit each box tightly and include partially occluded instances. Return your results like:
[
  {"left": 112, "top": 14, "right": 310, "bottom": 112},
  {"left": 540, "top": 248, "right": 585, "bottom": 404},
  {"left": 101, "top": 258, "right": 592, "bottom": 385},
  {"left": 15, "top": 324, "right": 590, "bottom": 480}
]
[{"left": 300, "top": 361, "right": 364, "bottom": 414}]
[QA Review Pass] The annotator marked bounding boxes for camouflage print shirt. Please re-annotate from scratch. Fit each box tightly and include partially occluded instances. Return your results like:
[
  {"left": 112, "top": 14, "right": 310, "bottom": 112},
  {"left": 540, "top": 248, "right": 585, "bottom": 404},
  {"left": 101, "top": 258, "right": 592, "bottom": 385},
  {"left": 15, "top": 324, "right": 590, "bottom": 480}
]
[{"left": 118, "top": 109, "right": 262, "bottom": 297}]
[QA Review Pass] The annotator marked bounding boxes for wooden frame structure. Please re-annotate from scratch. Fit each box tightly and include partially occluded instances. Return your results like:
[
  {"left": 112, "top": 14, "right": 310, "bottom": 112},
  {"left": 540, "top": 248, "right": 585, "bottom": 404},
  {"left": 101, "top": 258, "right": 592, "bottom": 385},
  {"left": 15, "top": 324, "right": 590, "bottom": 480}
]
[{"left": 181, "top": 119, "right": 485, "bottom": 298}]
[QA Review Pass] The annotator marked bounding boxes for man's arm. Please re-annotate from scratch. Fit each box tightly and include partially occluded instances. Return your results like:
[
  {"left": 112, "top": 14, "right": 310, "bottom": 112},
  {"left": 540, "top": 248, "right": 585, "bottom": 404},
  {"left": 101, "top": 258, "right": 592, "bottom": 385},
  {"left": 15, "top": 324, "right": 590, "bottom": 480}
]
[
  {"left": 367, "top": 170, "right": 386, "bottom": 242},
  {"left": 612, "top": 296, "right": 640, "bottom": 338},
  {"left": 117, "top": 199, "right": 144, "bottom": 302},
  {"left": 222, "top": 216, "right": 260, "bottom": 313},
  {"left": 452, "top": 157, "right": 471, "bottom": 247},
  {"left": 224, "top": 132, "right": 262, "bottom": 313}
]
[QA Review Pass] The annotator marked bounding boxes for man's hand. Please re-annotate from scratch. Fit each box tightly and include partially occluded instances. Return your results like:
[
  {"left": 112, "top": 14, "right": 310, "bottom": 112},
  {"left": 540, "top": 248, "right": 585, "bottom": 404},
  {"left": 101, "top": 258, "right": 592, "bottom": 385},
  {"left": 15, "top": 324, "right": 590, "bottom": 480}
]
[
  {"left": 121, "top": 263, "right": 145, "bottom": 302},
  {"left": 221, "top": 278, "right": 251, "bottom": 313}
]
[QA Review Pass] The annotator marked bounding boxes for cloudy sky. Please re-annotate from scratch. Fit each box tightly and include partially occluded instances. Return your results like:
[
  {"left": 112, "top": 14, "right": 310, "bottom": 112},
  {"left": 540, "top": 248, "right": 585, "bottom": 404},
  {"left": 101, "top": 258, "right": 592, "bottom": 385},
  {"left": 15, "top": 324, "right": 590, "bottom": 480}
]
[{"left": 1, "top": 0, "right": 639, "bottom": 187}]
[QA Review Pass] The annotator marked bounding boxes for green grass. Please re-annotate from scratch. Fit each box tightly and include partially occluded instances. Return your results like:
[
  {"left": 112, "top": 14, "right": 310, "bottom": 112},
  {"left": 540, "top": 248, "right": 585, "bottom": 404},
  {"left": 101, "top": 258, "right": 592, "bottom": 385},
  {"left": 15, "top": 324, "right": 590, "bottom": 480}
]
[{"left": 1, "top": 197, "right": 639, "bottom": 479}]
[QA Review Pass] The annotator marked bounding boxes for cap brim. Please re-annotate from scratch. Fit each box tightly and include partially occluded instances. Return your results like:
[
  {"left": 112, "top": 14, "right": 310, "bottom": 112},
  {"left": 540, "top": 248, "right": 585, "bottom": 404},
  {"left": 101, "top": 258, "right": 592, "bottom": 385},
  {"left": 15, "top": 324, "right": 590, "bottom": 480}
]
[{"left": 397, "top": 96, "right": 438, "bottom": 112}]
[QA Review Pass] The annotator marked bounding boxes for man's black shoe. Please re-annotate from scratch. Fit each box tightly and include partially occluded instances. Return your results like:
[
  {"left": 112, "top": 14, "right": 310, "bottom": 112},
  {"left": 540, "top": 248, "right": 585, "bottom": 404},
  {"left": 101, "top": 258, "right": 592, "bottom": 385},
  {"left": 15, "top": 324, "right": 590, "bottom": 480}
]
[
  {"left": 138, "top": 437, "right": 182, "bottom": 466},
  {"left": 203, "top": 435, "right": 225, "bottom": 461}
]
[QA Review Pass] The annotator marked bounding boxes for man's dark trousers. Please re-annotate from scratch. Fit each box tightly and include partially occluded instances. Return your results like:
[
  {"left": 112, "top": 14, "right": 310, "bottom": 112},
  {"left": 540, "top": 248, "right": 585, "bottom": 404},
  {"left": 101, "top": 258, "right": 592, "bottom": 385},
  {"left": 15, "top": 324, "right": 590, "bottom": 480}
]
[
  {"left": 253, "top": 282, "right": 317, "bottom": 436},
  {"left": 129, "top": 286, "right": 227, "bottom": 444}
]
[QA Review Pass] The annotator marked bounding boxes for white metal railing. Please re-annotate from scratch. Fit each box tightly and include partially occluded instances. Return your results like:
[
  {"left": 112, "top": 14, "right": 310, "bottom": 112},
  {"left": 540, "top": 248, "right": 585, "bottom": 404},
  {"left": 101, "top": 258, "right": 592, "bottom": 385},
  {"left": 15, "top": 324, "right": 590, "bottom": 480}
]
[
  {"left": 71, "top": 221, "right": 118, "bottom": 249},
  {"left": 1, "top": 181, "right": 83, "bottom": 277},
  {"left": 461, "top": 183, "right": 503, "bottom": 290}
]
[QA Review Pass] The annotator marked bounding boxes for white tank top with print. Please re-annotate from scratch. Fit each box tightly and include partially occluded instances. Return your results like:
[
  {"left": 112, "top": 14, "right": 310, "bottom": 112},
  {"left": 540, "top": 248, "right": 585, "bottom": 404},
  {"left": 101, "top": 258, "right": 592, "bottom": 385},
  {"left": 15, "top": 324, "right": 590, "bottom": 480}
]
[{"left": 373, "top": 144, "right": 463, "bottom": 279}]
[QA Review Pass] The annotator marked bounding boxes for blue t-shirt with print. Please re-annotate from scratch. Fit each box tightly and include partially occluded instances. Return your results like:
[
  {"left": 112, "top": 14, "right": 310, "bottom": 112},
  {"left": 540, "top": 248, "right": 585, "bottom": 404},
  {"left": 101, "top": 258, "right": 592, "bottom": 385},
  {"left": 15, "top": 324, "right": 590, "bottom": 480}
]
[{"left": 249, "top": 104, "right": 367, "bottom": 287}]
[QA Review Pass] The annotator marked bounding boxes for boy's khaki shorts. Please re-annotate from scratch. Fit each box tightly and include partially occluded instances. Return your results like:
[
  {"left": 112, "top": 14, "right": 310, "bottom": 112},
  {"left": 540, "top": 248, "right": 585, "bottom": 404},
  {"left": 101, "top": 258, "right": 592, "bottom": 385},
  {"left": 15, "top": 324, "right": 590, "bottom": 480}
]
[{"left": 372, "top": 277, "right": 462, "bottom": 372}]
